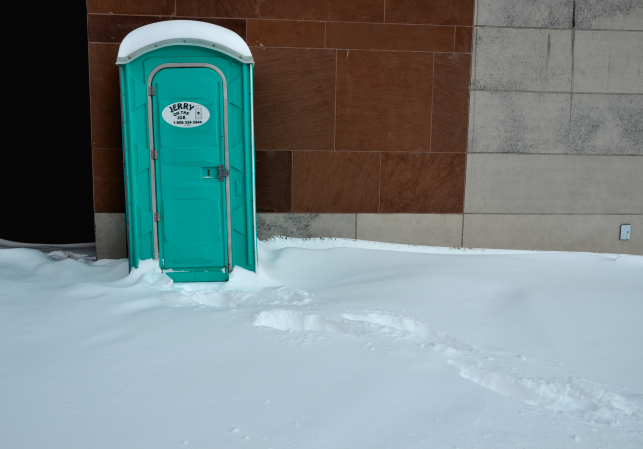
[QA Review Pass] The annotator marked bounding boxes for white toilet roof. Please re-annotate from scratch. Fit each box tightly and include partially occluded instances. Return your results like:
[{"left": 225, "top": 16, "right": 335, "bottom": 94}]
[{"left": 117, "top": 20, "right": 253, "bottom": 64}]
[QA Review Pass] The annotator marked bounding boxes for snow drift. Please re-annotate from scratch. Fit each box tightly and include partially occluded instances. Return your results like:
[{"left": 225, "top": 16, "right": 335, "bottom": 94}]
[{"left": 1, "top": 238, "right": 642, "bottom": 448}]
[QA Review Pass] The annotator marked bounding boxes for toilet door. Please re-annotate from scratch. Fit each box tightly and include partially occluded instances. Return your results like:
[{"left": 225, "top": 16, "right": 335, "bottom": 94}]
[{"left": 149, "top": 66, "right": 230, "bottom": 274}]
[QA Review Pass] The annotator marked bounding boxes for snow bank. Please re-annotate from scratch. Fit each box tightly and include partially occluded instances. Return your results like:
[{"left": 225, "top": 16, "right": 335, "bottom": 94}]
[
  {"left": 262, "top": 236, "right": 545, "bottom": 254},
  {"left": 0, "top": 238, "right": 95, "bottom": 259},
  {"left": 1, "top": 239, "right": 642, "bottom": 448}
]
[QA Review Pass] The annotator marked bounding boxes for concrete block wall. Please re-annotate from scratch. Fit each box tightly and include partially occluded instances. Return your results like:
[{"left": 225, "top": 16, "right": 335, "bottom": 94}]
[{"left": 464, "top": 0, "right": 643, "bottom": 254}]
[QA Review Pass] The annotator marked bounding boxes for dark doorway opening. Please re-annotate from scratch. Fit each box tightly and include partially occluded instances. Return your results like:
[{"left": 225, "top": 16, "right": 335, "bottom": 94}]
[{"left": 1, "top": 4, "right": 94, "bottom": 243}]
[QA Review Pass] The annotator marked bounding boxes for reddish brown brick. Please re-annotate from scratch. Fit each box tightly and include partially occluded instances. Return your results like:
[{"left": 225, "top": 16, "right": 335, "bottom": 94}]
[
  {"left": 253, "top": 48, "right": 336, "bottom": 151},
  {"left": 380, "top": 153, "right": 465, "bottom": 213},
  {"left": 247, "top": 20, "right": 325, "bottom": 48},
  {"left": 431, "top": 53, "right": 471, "bottom": 153},
  {"left": 93, "top": 149, "right": 125, "bottom": 213},
  {"left": 293, "top": 152, "right": 380, "bottom": 212},
  {"left": 336, "top": 50, "right": 433, "bottom": 152},
  {"left": 256, "top": 151, "right": 292, "bottom": 212},
  {"left": 455, "top": 26, "right": 473, "bottom": 53},
  {"left": 87, "top": 0, "right": 175, "bottom": 15},
  {"left": 88, "top": 44, "right": 121, "bottom": 149},
  {"left": 261, "top": 0, "right": 384, "bottom": 22},
  {"left": 88, "top": 15, "right": 161, "bottom": 43},
  {"left": 176, "top": 0, "right": 259, "bottom": 18},
  {"left": 326, "top": 22, "right": 454, "bottom": 52},
  {"left": 385, "top": 0, "right": 474, "bottom": 26}
]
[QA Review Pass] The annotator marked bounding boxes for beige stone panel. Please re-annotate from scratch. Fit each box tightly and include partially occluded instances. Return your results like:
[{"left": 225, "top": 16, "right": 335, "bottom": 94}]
[
  {"left": 463, "top": 214, "right": 643, "bottom": 255},
  {"left": 472, "top": 27, "right": 572, "bottom": 92},
  {"left": 476, "top": 0, "right": 573, "bottom": 28},
  {"left": 570, "top": 94, "right": 643, "bottom": 155},
  {"left": 573, "top": 31, "right": 643, "bottom": 94},
  {"left": 95, "top": 213, "right": 128, "bottom": 260},
  {"left": 576, "top": 0, "right": 643, "bottom": 31},
  {"left": 464, "top": 154, "right": 643, "bottom": 214},
  {"left": 356, "top": 214, "right": 463, "bottom": 247},
  {"left": 257, "top": 213, "right": 356, "bottom": 240},
  {"left": 470, "top": 91, "right": 571, "bottom": 154}
]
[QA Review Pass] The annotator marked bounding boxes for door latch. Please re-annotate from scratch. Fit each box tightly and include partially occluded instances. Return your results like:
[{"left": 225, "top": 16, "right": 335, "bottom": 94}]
[{"left": 218, "top": 165, "right": 229, "bottom": 182}]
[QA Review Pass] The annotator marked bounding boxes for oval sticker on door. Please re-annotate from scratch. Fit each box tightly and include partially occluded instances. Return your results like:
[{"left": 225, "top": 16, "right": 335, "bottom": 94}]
[{"left": 162, "top": 101, "right": 210, "bottom": 128}]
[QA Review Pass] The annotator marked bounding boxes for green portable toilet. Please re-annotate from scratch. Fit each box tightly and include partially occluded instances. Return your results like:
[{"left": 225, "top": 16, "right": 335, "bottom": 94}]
[{"left": 117, "top": 20, "right": 257, "bottom": 282}]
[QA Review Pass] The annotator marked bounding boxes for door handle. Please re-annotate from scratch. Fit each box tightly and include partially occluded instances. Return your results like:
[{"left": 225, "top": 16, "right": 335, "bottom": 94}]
[{"left": 218, "top": 164, "right": 229, "bottom": 182}]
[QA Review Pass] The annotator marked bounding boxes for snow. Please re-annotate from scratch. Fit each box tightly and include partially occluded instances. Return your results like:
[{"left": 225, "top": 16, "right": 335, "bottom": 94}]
[
  {"left": 0, "top": 238, "right": 95, "bottom": 259},
  {"left": 1, "top": 237, "right": 642, "bottom": 448},
  {"left": 117, "top": 20, "right": 252, "bottom": 62}
]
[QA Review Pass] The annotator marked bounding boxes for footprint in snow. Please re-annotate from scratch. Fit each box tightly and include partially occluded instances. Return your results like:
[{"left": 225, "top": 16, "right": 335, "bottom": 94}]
[{"left": 253, "top": 309, "right": 642, "bottom": 425}]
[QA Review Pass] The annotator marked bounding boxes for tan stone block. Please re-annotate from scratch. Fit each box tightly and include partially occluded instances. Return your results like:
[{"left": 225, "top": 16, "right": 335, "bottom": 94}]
[
  {"left": 463, "top": 214, "right": 643, "bottom": 255},
  {"left": 357, "top": 214, "right": 463, "bottom": 247},
  {"left": 464, "top": 154, "right": 643, "bottom": 214},
  {"left": 95, "top": 213, "right": 128, "bottom": 260}
]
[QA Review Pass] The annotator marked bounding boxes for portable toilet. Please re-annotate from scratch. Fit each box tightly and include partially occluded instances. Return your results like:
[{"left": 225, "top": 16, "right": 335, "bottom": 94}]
[{"left": 117, "top": 20, "right": 257, "bottom": 282}]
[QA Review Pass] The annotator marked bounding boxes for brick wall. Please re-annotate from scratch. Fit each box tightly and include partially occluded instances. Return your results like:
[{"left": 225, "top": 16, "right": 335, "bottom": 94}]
[{"left": 87, "top": 0, "right": 474, "bottom": 220}]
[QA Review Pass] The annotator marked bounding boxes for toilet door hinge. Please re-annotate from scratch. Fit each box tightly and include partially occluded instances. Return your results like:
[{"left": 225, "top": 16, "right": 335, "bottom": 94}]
[
  {"left": 148, "top": 86, "right": 155, "bottom": 96},
  {"left": 154, "top": 212, "right": 160, "bottom": 222},
  {"left": 151, "top": 149, "right": 158, "bottom": 160}
]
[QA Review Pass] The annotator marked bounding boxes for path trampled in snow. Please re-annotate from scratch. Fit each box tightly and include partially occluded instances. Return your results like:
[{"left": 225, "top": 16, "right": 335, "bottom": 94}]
[{"left": 1, "top": 238, "right": 642, "bottom": 448}]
